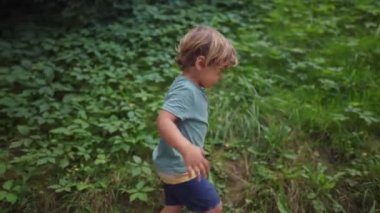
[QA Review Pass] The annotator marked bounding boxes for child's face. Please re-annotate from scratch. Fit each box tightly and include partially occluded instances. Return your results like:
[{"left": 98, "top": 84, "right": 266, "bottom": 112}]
[
  {"left": 195, "top": 56, "right": 227, "bottom": 88},
  {"left": 198, "top": 65, "right": 225, "bottom": 88}
]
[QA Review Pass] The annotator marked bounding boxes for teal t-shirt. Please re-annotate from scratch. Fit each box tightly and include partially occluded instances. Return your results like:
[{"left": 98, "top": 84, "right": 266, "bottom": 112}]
[{"left": 152, "top": 74, "right": 208, "bottom": 174}]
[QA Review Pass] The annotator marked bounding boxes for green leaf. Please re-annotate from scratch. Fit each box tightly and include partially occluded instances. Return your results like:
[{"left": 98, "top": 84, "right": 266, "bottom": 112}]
[
  {"left": 133, "top": 155, "right": 142, "bottom": 164},
  {"left": 131, "top": 167, "right": 141, "bottom": 176},
  {"left": 9, "top": 140, "right": 23, "bottom": 149},
  {"left": 276, "top": 191, "right": 290, "bottom": 213},
  {"left": 39, "top": 103, "right": 50, "bottom": 112},
  {"left": 307, "top": 192, "right": 317, "bottom": 199},
  {"left": 129, "top": 193, "right": 138, "bottom": 202},
  {"left": 127, "top": 189, "right": 138, "bottom": 194},
  {"left": 94, "top": 154, "right": 107, "bottom": 165},
  {"left": 129, "top": 192, "right": 148, "bottom": 202},
  {"left": 6, "top": 193, "right": 17, "bottom": 204},
  {"left": 78, "top": 110, "right": 87, "bottom": 119},
  {"left": 136, "top": 181, "right": 145, "bottom": 190},
  {"left": 142, "top": 186, "right": 154, "bottom": 193},
  {"left": 59, "top": 158, "right": 70, "bottom": 169},
  {"left": 47, "top": 157, "right": 56, "bottom": 164},
  {"left": 50, "top": 127, "right": 70, "bottom": 135},
  {"left": 0, "top": 190, "right": 6, "bottom": 200},
  {"left": 21, "top": 59, "right": 32, "bottom": 68},
  {"left": 122, "top": 144, "right": 130, "bottom": 153},
  {"left": 0, "top": 163, "right": 6, "bottom": 175},
  {"left": 17, "top": 125, "right": 30, "bottom": 136},
  {"left": 136, "top": 193, "right": 148, "bottom": 202},
  {"left": 0, "top": 97, "right": 17, "bottom": 107},
  {"left": 3, "top": 180, "right": 13, "bottom": 191},
  {"left": 282, "top": 151, "right": 298, "bottom": 160},
  {"left": 142, "top": 166, "right": 151, "bottom": 175},
  {"left": 76, "top": 183, "right": 90, "bottom": 191},
  {"left": 99, "top": 181, "right": 108, "bottom": 188},
  {"left": 43, "top": 67, "right": 55, "bottom": 82}
]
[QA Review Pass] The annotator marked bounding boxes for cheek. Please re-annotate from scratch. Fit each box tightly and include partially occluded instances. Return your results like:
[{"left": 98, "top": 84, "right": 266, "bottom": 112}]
[
  {"left": 213, "top": 72, "right": 222, "bottom": 81},
  {"left": 206, "top": 73, "right": 217, "bottom": 81},
  {"left": 203, "top": 70, "right": 220, "bottom": 86},
  {"left": 209, "top": 74, "right": 220, "bottom": 85}
]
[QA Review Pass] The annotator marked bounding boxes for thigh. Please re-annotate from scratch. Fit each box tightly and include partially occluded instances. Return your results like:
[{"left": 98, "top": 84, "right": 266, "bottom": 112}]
[
  {"left": 167, "top": 178, "right": 221, "bottom": 212},
  {"left": 160, "top": 205, "right": 183, "bottom": 213},
  {"left": 163, "top": 183, "right": 183, "bottom": 206}
]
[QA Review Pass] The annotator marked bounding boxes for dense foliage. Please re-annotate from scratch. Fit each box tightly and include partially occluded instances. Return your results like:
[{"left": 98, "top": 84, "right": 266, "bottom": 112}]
[{"left": 1, "top": 0, "right": 379, "bottom": 212}]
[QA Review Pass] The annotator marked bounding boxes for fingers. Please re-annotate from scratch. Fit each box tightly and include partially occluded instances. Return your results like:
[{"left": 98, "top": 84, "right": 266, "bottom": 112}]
[
  {"left": 187, "top": 166, "right": 194, "bottom": 178},
  {"left": 187, "top": 160, "right": 209, "bottom": 181},
  {"left": 199, "top": 148, "right": 209, "bottom": 177},
  {"left": 198, "top": 160, "right": 209, "bottom": 179},
  {"left": 194, "top": 166, "right": 201, "bottom": 181},
  {"left": 187, "top": 166, "right": 201, "bottom": 180},
  {"left": 185, "top": 146, "right": 210, "bottom": 181}
]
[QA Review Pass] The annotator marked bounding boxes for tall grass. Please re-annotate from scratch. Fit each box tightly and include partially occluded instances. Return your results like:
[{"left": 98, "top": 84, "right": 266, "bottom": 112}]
[{"left": 206, "top": 0, "right": 380, "bottom": 212}]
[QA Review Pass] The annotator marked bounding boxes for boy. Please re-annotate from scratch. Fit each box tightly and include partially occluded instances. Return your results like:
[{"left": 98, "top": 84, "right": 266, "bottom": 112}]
[{"left": 152, "top": 26, "right": 238, "bottom": 213}]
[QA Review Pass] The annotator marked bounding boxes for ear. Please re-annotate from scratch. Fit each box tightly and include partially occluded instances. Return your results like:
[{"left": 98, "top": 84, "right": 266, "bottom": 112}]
[{"left": 195, "top": 56, "right": 206, "bottom": 71}]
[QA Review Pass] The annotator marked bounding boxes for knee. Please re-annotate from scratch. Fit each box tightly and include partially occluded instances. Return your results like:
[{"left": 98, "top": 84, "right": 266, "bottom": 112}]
[
  {"left": 206, "top": 201, "right": 223, "bottom": 213},
  {"left": 161, "top": 205, "right": 183, "bottom": 213}
]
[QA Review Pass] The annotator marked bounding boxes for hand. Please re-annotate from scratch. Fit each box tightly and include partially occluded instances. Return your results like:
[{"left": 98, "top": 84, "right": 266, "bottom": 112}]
[{"left": 181, "top": 143, "right": 209, "bottom": 181}]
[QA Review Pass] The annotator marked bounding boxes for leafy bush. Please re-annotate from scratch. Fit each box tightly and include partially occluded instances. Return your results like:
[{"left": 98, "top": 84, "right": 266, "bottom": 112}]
[{"left": 0, "top": 0, "right": 379, "bottom": 212}]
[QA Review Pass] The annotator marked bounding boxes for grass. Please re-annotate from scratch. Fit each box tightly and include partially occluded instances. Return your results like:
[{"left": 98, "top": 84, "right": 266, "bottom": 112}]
[
  {"left": 204, "top": 2, "right": 380, "bottom": 211},
  {"left": 1, "top": 0, "right": 379, "bottom": 212}
]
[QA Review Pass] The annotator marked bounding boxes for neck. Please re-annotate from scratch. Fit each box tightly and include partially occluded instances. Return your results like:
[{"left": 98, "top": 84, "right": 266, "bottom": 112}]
[{"left": 183, "top": 68, "right": 203, "bottom": 87}]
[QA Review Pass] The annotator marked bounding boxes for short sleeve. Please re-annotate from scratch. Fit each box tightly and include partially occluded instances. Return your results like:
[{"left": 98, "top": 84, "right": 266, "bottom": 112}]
[{"left": 162, "top": 85, "right": 194, "bottom": 121}]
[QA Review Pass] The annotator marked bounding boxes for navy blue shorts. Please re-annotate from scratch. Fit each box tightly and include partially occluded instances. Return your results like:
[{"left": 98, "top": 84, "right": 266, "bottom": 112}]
[{"left": 162, "top": 177, "right": 221, "bottom": 212}]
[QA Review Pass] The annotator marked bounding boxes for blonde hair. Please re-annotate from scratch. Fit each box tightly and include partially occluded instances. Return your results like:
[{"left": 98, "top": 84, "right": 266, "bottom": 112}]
[{"left": 175, "top": 26, "right": 238, "bottom": 70}]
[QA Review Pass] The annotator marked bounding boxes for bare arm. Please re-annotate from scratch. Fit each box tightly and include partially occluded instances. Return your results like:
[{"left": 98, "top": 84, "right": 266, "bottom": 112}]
[
  {"left": 156, "top": 110, "right": 209, "bottom": 179},
  {"left": 156, "top": 110, "right": 191, "bottom": 154}
]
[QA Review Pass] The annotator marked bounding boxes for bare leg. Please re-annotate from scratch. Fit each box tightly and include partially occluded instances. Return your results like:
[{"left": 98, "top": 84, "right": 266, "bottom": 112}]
[
  {"left": 206, "top": 201, "right": 223, "bottom": 213},
  {"left": 160, "top": 205, "right": 183, "bottom": 213}
]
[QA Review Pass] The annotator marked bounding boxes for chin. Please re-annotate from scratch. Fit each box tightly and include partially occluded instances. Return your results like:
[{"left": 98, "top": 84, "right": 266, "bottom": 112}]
[
  {"left": 201, "top": 81, "right": 216, "bottom": 88},
  {"left": 205, "top": 84, "right": 215, "bottom": 88}
]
